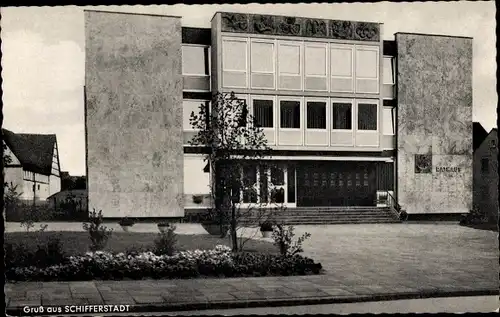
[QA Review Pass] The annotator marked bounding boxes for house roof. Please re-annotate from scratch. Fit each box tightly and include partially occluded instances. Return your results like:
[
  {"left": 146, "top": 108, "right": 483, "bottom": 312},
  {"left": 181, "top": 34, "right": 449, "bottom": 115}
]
[
  {"left": 2, "top": 128, "right": 57, "bottom": 176},
  {"left": 473, "top": 122, "right": 489, "bottom": 152}
]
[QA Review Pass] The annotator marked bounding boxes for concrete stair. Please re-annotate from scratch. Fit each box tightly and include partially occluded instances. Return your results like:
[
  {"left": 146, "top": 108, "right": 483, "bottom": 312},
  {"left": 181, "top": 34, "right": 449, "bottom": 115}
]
[{"left": 238, "top": 207, "right": 401, "bottom": 225}]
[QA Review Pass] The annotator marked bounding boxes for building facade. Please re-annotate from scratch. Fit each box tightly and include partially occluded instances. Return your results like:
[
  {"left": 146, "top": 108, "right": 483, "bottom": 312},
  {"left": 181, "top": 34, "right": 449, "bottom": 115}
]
[
  {"left": 85, "top": 10, "right": 473, "bottom": 218},
  {"left": 3, "top": 129, "right": 62, "bottom": 202}
]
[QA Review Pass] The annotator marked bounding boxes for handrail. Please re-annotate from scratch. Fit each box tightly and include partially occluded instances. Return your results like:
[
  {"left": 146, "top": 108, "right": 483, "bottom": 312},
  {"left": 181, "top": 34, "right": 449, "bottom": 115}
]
[{"left": 386, "top": 190, "right": 408, "bottom": 221}]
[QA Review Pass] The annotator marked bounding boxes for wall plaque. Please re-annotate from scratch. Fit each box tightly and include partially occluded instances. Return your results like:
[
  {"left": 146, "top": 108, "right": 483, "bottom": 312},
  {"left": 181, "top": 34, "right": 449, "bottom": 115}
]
[{"left": 435, "top": 167, "right": 462, "bottom": 173}]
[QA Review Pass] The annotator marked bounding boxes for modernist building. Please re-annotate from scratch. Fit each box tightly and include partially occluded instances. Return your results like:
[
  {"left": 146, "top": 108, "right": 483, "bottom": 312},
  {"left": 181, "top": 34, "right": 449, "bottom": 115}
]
[{"left": 84, "top": 10, "right": 473, "bottom": 219}]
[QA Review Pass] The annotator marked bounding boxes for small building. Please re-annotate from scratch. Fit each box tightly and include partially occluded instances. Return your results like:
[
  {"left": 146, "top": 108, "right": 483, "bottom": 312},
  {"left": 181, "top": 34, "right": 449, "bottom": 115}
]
[
  {"left": 47, "top": 189, "right": 88, "bottom": 211},
  {"left": 473, "top": 127, "right": 498, "bottom": 223},
  {"left": 3, "top": 128, "right": 62, "bottom": 202}
]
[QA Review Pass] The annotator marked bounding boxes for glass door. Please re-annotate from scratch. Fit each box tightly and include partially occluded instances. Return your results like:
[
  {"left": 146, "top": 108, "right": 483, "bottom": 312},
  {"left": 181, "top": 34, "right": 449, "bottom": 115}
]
[{"left": 269, "top": 165, "right": 286, "bottom": 204}]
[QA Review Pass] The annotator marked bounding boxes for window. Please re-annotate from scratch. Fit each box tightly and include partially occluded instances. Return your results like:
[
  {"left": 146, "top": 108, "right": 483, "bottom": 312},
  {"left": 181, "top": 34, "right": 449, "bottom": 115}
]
[
  {"left": 251, "top": 40, "right": 275, "bottom": 89},
  {"left": 481, "top": 158, "right": 489, "bottom": 173},
  {"left": 355, "top": 46, "right": 379, "bottom": 93},
  {"left": 253, "top": 99, "right": 274, "bottom": 128},
  {"left": 280, "top": 100, "right": 301, "bottom": 129},
  {"left": 332, "top": 102, "right": 352, "bottom": 130},
  {"left": 242, "top": 164, "right": 258, "bottom": 203},
  {"left": 183, "top": 100, "right": 208, "bottom": 130},
  {"left": 415, "top": 154, "right": 432, "bottom": 174},
  {"left": 383, "top": 57, "right": 395, "bottom": 85},
  {"left": 330, "top": 45, "right": 354, "bottom": 92},
  {"left": 307, "top": 101, "right": 326, "bottom": 129},
  {"left": 357, "top": 103, "right": 378, "bottom": 131},
  {"left": 278, "top": 41, "right": 301, "bottom": 90},
  {"left": 222, "top": 38, "right": 248, "bottom": 88},
  {"left": 304, "top": 44, "right": 327, "bottom": 91},
  {"left": 490, "top": 139, "right": 496, "bottom": 149},
  {"left": 37, "top": 184, "right": 40, "bottom": 190},
  {"left": 382, "top": 107, "right": 395, "bottom": 135},
  {"left": 182, "top": 45, "right": 209, "bottom": 76}
]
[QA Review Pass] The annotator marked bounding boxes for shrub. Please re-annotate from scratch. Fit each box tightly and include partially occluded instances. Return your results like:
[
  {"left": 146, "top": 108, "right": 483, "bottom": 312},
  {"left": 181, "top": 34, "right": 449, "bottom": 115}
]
[
  {"left": 272, "top": 224, "right": 311, "bottom": 256},
  {"left": 6, "top": 245, "right": 234, "bottom": 281},
  {"left": 231, "top": 252, "right": 322, "bottom": 276},
  {"left": 5, "top": 245, "right": 323, "bottom": 282},
  {"left": 82, "top": 209, "right": 113, "bottom": 251},
  {"left": 5, "top": 236, "right": 66, "bottom": 269},
  {"left": 118, "top": 217, "right": 135, "bottom": 227},
  {"left": 33, "top": 236, "right": 67, "bottom": 267},
  {"left": 260, "top": 221, "right": 274, "bottom": 232},
  {"left": 154, "top": 225, "right": 177, "bottom": 256},
  {"left": 460, "top": 206, "right": 488, "bottom": 225},
  {"left": 192, "top": 195, "right": 204, "bottom": 204}
]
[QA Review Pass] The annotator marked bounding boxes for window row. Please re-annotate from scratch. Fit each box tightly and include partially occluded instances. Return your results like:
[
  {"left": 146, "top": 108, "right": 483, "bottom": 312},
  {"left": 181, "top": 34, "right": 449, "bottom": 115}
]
[
  {"left": 221, "top": 37, "right": 386, "bottom": 93},
  {"left": 183, "top": 98, "right": 396, "bottom": 134}
]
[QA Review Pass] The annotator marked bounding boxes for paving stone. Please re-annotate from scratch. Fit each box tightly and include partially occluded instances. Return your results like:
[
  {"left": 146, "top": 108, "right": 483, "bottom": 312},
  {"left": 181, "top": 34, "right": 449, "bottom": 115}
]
[
  {"left": 132, "top": 295, "right": 165, "bottom": 304},
  {"left": 103, "top": 296, "right": 136, "bottom": 305},
  {"left": 259, "top": 290, "right": 291, "bottom": 299},
  {"left": 284, "top": 290, "right": 330, "bottom": 298},
  {"left": 9, "top": 299, "right": 42, "bottom": 307},
  {"left": 70, "top": 292, "right": 102, "bottom": 299},
  {"left": 202, "top": 293, "right": 237, "bottom": 301},
  {"left": 229, "top": 291, "right": 266, "bottom": 300},
  {"left": 320, "top": 288, "right": 357, "bottom": 296},
  {"left": 42, "top": 299, "right": 75, "bottom": 306}
]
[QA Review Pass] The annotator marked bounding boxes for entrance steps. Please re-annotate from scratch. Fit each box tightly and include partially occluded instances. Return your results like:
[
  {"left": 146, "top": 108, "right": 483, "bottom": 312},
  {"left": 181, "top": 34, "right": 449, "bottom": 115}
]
[{"left": 238, "top": 207, "right": 401, "bottom": 225}]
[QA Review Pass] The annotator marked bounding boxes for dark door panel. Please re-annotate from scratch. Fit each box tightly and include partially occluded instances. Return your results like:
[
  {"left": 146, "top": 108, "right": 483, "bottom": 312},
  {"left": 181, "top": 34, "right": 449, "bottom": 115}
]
[{"left": 297, "top": 161, "right": 377, "bottom": 207}]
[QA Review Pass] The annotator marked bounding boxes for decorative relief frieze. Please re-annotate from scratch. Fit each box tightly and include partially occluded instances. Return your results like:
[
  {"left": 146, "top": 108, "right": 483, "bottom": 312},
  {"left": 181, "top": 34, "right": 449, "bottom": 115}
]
[
  {"left": 276, "top": 16, "right": 302, "bottom": 36},
  {"left": 221, "top": 12, "right": 249, "bottom": 32},
  {"left": 305, "top": 19, "right": 327, "bottom": 37},
  {"left": 250, "top": 14, "right": 277, "bottom": 34},
  {"left": 354, "top": 22, "right": 380, "bottom": 41},
  {"left": 329, "top": 20, "right": 354, "bottom": 40},
  {"left": 219, "top": 12, "right": 380, "bottom": 42}
]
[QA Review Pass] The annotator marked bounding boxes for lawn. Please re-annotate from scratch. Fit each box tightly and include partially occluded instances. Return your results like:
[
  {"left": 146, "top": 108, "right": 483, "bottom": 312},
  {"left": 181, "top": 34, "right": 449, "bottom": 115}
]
[{"left": 4, "top": 231, "right": 278, "bottom": 255}]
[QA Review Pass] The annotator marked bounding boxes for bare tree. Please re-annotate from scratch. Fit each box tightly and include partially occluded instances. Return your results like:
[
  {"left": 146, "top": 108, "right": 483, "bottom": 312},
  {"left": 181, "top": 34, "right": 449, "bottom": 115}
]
[{"left": 189, "top": 92, "right": 272, "bottom": 252}]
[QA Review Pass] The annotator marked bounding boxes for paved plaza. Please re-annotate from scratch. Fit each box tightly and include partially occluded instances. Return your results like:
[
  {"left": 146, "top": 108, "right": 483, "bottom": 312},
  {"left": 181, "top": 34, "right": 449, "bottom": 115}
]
[{"left": 5, "top": 223, "right": 499, "bottom": 311}]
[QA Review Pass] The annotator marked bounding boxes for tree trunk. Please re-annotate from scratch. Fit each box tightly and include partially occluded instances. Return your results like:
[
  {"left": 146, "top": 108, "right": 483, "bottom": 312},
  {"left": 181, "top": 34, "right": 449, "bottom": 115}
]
[{"left": 231, "top": 203, "right": 238, "bottom": 252}]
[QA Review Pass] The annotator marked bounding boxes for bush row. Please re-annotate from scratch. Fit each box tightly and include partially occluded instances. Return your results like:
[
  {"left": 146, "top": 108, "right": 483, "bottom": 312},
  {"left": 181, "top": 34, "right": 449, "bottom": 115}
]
[{"left": 6, "top": 245, "right": 322, "bottom": 282}]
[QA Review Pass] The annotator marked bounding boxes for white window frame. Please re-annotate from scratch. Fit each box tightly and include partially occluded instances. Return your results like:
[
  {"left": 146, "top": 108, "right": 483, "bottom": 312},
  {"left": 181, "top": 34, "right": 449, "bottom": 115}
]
[
  {"left": 250, "top": 95, "right": 276, "bottom": 130},
  {"left": 277, "top": 40, "right": 303, "bottom": 91},
  {"left": 355, "top": 99, "right": 379, "bottom": 133},
  {"left": 304, "top": 42, "right": 328, "bottom": 92},
  {"left": 330, "top": 44, "right": 354, "bottom": 93},
  {"left": 250, "top": 39, "right": 276, "bottom": 90},
  {"left": 331, "top": 98, "right": 355, "bottom": 132},
  {"left": 183, "top": 99, "right": 211, "bottom": 132},
  {"left": 222, "top": 36, "right": 249, "bottom": 89},
  {"left": 182, "top": 44, "right": 211, "bottom": 77},
  {"left": 305, "top": 97, "right": 328, "bottom": 131},
  {"left": 383, "top": 56, "right": 395, "bottom": 85},
  {"left": 278, "top": 96, "right": 303, "bottom": 130},
  {"left": 382, "top": 106, "right": 395, "bottom": 135},
  {"left": 354, "top": 45, "right": 380, "bottom": 94}
]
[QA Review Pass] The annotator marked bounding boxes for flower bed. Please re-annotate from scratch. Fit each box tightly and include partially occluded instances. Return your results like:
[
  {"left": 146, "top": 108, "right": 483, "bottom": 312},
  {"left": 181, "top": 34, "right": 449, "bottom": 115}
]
[{"left": 6, "top": 245, "right": 322, "bottom": 282}]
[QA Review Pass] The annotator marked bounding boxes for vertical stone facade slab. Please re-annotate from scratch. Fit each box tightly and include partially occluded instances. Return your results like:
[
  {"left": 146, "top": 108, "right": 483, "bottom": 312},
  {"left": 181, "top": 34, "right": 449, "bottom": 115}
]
[
  {"left": 396, "top": 33, "right": 473, "bottom": 214},
  {"left": 85, "top": 11, "right": 184, "bottom": 218}
]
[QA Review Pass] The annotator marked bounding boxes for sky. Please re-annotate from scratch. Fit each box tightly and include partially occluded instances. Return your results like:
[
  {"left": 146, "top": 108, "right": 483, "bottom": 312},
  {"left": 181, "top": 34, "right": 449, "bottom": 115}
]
[{"left": 1, "top": 2, "right": 497, "bottom": 176}]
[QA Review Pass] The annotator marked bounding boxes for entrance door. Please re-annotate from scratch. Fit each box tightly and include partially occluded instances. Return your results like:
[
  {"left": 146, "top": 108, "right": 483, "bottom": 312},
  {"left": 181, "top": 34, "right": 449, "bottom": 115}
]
[{"left": 297, "top": 161, "right": 377, "bottom": 207}]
